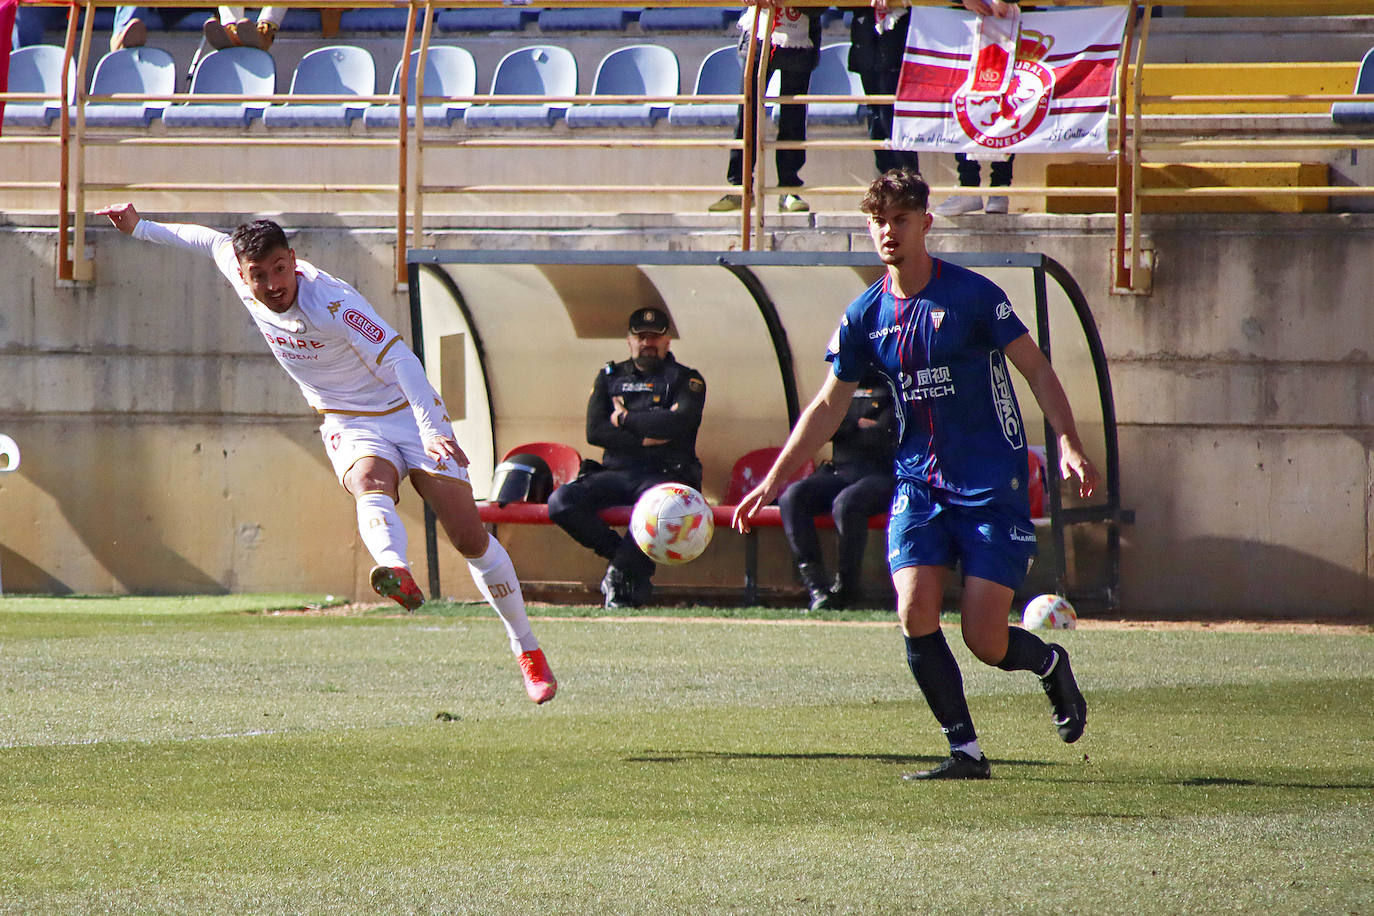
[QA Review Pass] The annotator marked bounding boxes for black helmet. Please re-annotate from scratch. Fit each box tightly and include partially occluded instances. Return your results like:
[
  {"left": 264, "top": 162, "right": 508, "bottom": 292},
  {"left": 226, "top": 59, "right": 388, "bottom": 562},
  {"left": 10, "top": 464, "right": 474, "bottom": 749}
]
[{"left": 491, "top": 453, "right": 554, "bottom": 507}]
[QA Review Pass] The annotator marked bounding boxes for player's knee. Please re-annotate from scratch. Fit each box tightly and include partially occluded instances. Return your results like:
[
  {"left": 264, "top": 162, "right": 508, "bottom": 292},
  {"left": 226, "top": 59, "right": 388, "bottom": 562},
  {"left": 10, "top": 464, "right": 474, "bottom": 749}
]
[
  {"left": 454, "top": 527, "right": 489, "bottom": 558},
  {"left": 965, "top": 633, "right": 1006, "bottom": 666}
]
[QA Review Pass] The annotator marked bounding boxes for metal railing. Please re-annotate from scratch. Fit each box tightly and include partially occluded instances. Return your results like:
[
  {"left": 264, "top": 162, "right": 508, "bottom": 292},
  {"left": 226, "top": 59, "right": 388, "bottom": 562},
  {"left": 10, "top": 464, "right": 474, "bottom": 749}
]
[{"left": 4, "top": 0, "right": 1372, "bottom": 291}]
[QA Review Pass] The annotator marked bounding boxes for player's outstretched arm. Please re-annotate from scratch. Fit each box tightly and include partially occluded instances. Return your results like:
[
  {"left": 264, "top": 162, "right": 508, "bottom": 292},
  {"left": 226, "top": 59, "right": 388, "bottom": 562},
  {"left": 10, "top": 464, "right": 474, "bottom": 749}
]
[
  {"left": 96, "top": 202, "right": 141, "bottom": 234},
  {"left": 1005, "top": 335, "right": 1100, "bottom": 499},
  {"left": 732, "top": 372, "right": 857, "bottom": 533}
]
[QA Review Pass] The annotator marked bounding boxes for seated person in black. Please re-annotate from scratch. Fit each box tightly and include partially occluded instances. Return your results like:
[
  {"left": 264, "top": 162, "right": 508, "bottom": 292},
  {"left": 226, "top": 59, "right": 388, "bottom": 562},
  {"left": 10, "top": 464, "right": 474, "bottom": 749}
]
[
  {"left": 779, "top": 369, "right": 896, "bottom": 610},
  {"left": 548, "top": 307, "right": 707, "bottom": 608}
]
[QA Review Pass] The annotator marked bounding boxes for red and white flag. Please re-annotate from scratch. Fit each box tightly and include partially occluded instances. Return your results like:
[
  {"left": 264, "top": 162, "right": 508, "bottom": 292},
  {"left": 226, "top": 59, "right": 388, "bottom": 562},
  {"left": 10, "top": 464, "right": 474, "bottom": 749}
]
[{"left": 892, "top": 5, "right": 1129, "bottom": 155}]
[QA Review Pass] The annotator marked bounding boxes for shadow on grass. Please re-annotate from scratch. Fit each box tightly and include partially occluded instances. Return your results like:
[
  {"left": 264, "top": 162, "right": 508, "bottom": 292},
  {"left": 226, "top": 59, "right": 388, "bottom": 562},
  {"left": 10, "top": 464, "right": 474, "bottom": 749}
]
[
  {"left": 627, "top": 752, "right": 1374, "bottom": 791},
  {"left": 624, "top": 749, "right": 1061, "bottom": 771}
]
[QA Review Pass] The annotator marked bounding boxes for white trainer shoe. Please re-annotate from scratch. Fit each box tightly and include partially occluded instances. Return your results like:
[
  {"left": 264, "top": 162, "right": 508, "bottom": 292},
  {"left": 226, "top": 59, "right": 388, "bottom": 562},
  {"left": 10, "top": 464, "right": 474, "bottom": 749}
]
[
  {"left": 933, "top": 194, "right": 984, "bottom": 216},
  {"left": 984, "top": 195, "right": 1010, "bottom": 214}
]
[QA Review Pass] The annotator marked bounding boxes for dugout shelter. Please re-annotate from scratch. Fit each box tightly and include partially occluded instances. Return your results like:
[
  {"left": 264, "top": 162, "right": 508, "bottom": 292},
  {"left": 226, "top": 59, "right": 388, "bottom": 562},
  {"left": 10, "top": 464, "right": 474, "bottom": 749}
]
[{"left": 405, "top": 249, "right": 1132, "bottom": 610}]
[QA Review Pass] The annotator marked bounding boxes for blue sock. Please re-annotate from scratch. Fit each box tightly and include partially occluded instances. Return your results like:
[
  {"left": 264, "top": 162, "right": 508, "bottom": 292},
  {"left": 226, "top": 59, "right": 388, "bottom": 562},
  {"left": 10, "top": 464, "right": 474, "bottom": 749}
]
[{"left": 904, "top": 630, "right": 978, "bottom": 751}]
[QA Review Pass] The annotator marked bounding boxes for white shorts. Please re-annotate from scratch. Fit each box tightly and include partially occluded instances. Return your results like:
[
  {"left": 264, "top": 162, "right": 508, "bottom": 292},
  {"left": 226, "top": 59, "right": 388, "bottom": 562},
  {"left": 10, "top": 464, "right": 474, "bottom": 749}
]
[{"left": 319, "top": 408, "right": 471, "bottom": 489}]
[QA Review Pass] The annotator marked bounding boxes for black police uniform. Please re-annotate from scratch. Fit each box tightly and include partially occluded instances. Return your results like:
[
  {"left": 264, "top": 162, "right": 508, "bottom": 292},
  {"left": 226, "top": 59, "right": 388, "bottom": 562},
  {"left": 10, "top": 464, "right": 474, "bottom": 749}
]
[
  {"left": 778, "top": 371, "right": 896, "bottom": 610},
  {"left": 548, "top": 352, "right": 707, "bottom": 605}
]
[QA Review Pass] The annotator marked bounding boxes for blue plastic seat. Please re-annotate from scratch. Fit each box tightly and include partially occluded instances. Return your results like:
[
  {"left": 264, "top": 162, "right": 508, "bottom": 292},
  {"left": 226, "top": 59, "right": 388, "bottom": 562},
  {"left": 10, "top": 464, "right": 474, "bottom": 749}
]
[
  {"left": 1332, "top": 47, "right": 1374, "bottom": 125},
  {"left": 639, "top": 7, "right": 734, "bottom": 31},
  {"left": 536, "top": 8, "right": 637, "bottom": 32},
  {"left": 364, "top": 46, "right": 476, "bottom": 129},
  {"left": 667, "top": 44, "right": 741, "bottom": 128},
  {"left": 81, "top": 47, "right": 176, "bottom": 126},
  {"left": 567, "top": 45, "right": 679, "bottom": 129},
  {"left": 163, "top": 47, "right": 275, "bottom": 128},
  {"left": 436, "top": 8, "right": 535, "bottom": 32},
  {"left": 4, "top": 45, "right": 74, "bottom": 128},
  {"left": 800, "top": 42, "right": 864, "bottom": 126},
  {"left": 262, "top": 45, "right": 375, "bottom": 128},
  {"left": 338, "top": 8, "right": 425, "bottom": 31},
  {"left": 464, "top": 45, "right": 577, "bottom": 128}
]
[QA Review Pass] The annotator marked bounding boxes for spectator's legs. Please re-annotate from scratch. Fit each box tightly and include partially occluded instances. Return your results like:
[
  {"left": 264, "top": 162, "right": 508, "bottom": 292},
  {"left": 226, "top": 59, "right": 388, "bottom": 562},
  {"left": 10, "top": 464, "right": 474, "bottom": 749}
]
[
  {"left": 110, "top": 7, "right": 151, "bottom": 51},
  {"left": 831, "top": 472, "right": 896, "bottom": 604},
  {"left": 861, "top": 68, "right": 920, "bottom": 176},
  {"left": 955, "top": 153, "right": 982, "bottom": 188},
  {"left": 774, "top": 64, "right": 810, "bottom": 189},
  {"left": 779, "top": 470, "right": 846, "bottom": 610}
]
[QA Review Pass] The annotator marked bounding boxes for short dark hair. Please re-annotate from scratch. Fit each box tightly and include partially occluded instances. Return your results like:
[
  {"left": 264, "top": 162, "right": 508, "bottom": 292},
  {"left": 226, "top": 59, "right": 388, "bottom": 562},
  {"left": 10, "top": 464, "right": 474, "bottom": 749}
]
[
  {"left": 861, "top": 169, "right": 930, "bottom": 216},
  {"left": 231, "top": 219, "right": 291, "bottom": 262}
]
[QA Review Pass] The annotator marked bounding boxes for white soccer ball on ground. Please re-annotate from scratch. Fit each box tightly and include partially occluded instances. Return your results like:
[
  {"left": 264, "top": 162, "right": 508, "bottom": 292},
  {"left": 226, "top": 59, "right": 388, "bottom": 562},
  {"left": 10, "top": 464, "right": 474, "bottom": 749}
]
[
  {"left": 630, "top": 482, "right": 715, "bottom": 566},
  {"left": 1022, "top": 594, "right": 1078, "bottom": 630}
]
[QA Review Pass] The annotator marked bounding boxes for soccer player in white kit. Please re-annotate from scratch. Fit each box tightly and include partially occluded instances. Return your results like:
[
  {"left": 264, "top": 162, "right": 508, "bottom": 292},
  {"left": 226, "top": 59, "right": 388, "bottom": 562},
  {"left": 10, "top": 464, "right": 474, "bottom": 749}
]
[{"left": 96, "top": 203, "right": 557, "bottom": 704}]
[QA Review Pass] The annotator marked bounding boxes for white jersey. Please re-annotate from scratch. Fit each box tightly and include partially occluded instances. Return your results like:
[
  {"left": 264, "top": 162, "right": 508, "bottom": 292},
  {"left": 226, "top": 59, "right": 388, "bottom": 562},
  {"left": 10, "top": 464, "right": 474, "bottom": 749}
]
[{"left": 132, "top": 219, "right": 449, "bottom": 441}]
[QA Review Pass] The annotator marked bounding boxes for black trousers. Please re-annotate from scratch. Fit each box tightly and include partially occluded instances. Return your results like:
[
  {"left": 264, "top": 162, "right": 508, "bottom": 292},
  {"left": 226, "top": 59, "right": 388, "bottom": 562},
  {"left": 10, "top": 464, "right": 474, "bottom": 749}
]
[
  {"left": 548, "top": 468, "right": 677, "bottom": 574},
  {"left": 727, "top": 60, "right": 812, "bottom": 189},
  {"left": 859, "top": 68, "right": 921, "bottom": 176},
  {"left": 778, "top": 464, "right": 896, "bottom": 578},
  {"left": 955, "top": 153, "right": 1016, "bottom": 188}
]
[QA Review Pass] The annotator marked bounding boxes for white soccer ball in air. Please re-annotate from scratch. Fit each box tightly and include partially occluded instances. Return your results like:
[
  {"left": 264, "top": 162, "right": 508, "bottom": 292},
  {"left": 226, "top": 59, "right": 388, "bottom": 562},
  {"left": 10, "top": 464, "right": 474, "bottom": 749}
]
[
  {"left": 630, "top": 482, "right": 715, "bottom": 566},
  {"left": 1022, "top": 594, "right": 1078, "bottom": 630}
]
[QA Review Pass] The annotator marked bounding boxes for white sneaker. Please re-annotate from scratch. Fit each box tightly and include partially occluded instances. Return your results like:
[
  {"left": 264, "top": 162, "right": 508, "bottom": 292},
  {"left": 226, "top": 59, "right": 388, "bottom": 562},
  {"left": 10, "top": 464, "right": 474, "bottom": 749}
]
[
  {"left": 984, "top": 195, "right": 1009, "bottom": 214},
  {"left": 933, "top": 194, "right": 983, "bottom": 216}
]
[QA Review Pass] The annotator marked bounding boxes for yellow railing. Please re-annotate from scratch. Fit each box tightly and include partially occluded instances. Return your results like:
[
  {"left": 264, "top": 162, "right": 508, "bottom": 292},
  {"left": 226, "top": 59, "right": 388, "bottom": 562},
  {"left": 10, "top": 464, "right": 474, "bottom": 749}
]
[{"left": 4, "top": 0, "right": 1373, "bottom": 292}]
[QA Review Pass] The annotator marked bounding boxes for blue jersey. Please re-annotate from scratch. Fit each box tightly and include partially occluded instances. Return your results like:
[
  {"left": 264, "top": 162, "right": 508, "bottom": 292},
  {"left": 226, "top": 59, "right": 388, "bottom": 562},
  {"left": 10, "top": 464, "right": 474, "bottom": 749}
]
[{"left": 829, "top": 259, "right": 1033, "bottom": 509}]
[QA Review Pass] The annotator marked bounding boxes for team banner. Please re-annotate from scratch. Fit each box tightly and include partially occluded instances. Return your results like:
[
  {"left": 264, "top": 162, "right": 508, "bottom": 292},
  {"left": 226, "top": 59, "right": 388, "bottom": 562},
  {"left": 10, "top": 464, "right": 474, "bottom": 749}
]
[{"left": 891, "top": 5, "right": 1129, "bottom": 155}]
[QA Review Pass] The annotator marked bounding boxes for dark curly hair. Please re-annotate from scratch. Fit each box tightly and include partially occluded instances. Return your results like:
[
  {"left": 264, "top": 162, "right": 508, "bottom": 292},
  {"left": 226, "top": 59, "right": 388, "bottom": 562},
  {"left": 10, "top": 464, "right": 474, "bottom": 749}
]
[
  {"left": 230, "top": 219, "right": 291, "bottom": 262},
  {"left": 860, "top": 169, "right": 930, "bottom": 216}
]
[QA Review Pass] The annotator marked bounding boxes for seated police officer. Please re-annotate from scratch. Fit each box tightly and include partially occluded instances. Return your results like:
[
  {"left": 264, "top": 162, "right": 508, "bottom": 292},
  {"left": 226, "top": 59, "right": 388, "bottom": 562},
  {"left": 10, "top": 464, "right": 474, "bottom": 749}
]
[
  {"left": 548, "top": 307, "right": 707, "bottom": 608},
  {"left": 778, "top": 368, "right": 896, "bottom": 611}
]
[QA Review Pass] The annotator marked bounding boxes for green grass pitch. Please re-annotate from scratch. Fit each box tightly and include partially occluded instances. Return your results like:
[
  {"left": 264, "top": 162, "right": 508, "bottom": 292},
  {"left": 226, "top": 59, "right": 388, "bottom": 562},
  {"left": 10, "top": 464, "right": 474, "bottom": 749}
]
[{"left": 0, "top": 596, "right": 1370, "bottom": 914}]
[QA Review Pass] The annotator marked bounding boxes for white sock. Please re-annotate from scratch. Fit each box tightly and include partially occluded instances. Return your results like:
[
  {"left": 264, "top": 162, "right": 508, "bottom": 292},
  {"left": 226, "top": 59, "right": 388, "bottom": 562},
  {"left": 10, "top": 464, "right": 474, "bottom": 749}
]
[
  {"left": 356, "top": 491, "right": 407, "bottom": 568},
  {"left": 467, "top": 535, "right": 539, "bottom": 655},
  {"left": 952, "top": 740, "right": 984, "bottom": 761}
]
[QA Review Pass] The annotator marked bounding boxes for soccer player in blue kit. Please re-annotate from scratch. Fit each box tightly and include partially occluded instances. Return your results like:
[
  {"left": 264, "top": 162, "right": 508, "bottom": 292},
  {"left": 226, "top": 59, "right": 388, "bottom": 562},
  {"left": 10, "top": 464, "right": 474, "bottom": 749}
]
[{"left": 733, "top": 169, "right": 1100, "bottom": 779}]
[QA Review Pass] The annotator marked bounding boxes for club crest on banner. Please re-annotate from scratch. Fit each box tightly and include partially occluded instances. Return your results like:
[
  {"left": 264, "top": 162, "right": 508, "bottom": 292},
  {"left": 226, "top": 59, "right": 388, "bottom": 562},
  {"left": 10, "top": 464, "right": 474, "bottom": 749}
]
[{"left": 953, "top": 31, "right": 1055, "bottom": 151}]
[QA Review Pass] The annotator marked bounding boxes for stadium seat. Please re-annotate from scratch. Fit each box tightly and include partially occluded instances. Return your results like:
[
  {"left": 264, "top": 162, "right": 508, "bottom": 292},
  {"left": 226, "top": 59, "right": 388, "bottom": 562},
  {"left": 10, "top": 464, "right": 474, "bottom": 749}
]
[
  {"left": 1331, "top": 47, "right": 1374, "bottom": 124},
  {"left": 81, "top": 47, "right": 176, "bottom": 127},
  {"left": 262, "top": 45, "right": 375, "bottom": 128},
  {"left": 364, "top": 46, "right": 476, "bottom": 129},
  {"left": 536, "top": 8, "right": 638, "bottom": 32},
  {"left": 276, "top": 9, "right": 323, "bottom": 32},
  {"left": 436, "top": 8, "right": 536, "bottom": 32},
  {"left": 502, "top": 442, "right": 583, "bottom": 490},
  {"left": 163, "top": 47, "right": 276, "bottom": 128},
  {"left": 638, "top": 7, "right": 735, "bottom": 32},
  {"left": 725, "top": 447, "right": 813, "bottom": 505},
  {"left": 801, "top": 43, "right": 865, "bottom": 126},
  {"left": 667, "top": 44, "right": 741, "bottom": 128},
  {"left": 567, "top": 45, "right": 679, "bottom": 129},
  {"left": 4, "top": 45, "right": 73, "bottom": 128},
  {"left": 464, "top": 45, "right": 577, "bottom": 128},
  {"left": 338, "top": 8, "right": 425, "bottom": 32}
]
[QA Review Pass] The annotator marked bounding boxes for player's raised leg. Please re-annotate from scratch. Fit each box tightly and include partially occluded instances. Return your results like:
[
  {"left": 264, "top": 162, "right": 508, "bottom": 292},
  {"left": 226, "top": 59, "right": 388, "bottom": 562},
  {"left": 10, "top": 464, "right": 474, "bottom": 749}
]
[
  {"left": 961, "top": 576, "right": 1087, "bottom": 744},
  {"left": 413, "top": 472, "right": 557, "bottom": 705},
  {"left": 896, "top": 564, "right": 990, "bottom": 780},
  {"left": 344, "top": 457, "right": 425, "bottom": 612}
]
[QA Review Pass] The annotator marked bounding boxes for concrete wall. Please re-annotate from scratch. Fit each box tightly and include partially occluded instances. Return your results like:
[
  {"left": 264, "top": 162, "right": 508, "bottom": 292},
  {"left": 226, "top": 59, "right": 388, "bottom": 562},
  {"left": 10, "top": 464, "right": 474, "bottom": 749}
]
[{"left": 2, "top": 211, "right": 1371, "bottom": 618}]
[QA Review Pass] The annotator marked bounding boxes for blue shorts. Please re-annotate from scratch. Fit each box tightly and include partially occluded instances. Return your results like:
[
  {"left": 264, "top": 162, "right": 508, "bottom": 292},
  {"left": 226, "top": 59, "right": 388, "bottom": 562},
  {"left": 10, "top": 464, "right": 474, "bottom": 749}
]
[{"left": 886, "top": 480, "right": 1038, "bottom": 590}]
